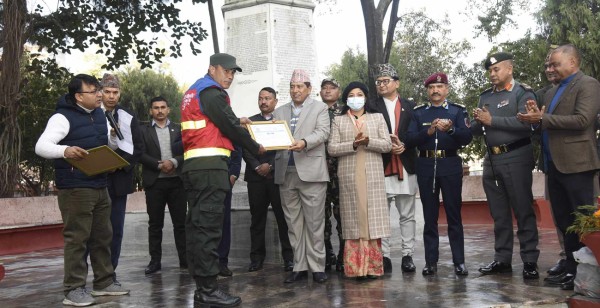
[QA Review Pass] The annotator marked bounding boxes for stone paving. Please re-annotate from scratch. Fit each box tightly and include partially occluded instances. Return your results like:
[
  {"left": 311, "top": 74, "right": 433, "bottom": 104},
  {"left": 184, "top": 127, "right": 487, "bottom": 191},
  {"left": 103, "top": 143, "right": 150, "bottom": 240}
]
[{"left": 0, "top": 199, "right": 575, "bottom": 308}]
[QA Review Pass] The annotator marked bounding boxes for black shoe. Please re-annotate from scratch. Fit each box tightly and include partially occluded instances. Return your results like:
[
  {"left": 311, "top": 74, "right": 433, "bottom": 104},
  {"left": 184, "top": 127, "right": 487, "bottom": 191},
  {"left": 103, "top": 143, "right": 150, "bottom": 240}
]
[
  {"left": 284, "top": 260, "right": 294, "bottom": 272},
  {"left": 248, "top": 261, "right": 263, "bottom": 272},
  {"left": 312, "top": 272, "right": 328, "bottom": 283},
  {"left": 560, "top": 275, "right": 575, "bottom": 290},
  {"left": 145, "top": 261, "right": 161, "bottom": 275},
  {"left": 547, "top": 259, "right": 566, "bottom": 276},
  {"left": 478, "top": 260, "right": 512, "bottom": 275},
  {"left": 218, "top": 264, "right": 233, "bottom": 277},
  {"left": 194, "top": 277, "right": 241, "bottom": 308},
  {"left": 335, "top": 257, "right": 344, "bottom": 273},
  {"left": 325, "top": 251, "right": 336, "bottom": 270},
  {"left": 284, "top": 271, "right": 308, "bottom": 283},
  {"left": 383, "top": 257, "right": 392, "bottom": 273},
  {"left": 544, "top": 272, "right": 571, "bottom": 285},
  {"left": 422, "top": 263, "right": 437, "bottom": 276},
  {"left": 523, "top": 262, "right": 539, "bottom": 279},
  {"left": 454, "top": 263, "right": 469, "bottom": 276},
  {"left": 401, "top": 256, "right": 416, "bottom": 272}
]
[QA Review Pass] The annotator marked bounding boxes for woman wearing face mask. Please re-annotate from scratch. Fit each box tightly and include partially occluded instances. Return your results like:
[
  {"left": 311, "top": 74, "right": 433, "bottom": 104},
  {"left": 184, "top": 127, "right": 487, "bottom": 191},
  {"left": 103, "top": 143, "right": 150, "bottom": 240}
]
[{"left": 327, "top": 81, "right": 392, "bottom": 279}]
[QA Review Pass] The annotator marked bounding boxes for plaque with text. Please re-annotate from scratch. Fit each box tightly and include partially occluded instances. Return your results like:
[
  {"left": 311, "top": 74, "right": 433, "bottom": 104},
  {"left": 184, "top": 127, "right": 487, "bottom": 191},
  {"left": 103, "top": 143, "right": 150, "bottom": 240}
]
[
  {"left": 247, "top": 120, "right": 294, "bottom": 150},
  {"left": 65, "top": 145, "right": 129, "bottom": 176}
]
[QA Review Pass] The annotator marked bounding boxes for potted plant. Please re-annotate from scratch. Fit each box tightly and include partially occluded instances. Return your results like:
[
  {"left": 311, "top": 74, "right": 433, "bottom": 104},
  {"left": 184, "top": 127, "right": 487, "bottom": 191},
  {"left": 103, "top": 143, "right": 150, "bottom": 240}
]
[{"left": 567, "top": 205, "right": 600, "bottom": 262}]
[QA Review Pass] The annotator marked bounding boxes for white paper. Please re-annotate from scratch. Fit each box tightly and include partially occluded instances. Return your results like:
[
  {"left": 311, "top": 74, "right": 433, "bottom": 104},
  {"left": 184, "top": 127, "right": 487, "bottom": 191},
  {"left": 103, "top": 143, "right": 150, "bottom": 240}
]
[
  {"left": 116, "top": 109, "right": 134, "bottom": 155},
  {"left": 250, "top": 123, "right": 293, "bottom": 148}
]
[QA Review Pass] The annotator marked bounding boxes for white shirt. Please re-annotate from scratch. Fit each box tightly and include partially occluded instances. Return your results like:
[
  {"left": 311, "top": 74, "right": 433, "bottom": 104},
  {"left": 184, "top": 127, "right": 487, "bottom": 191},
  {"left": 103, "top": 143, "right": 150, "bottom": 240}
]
[{"left": 35, "top": 106, "right": 118, "bottom": 159}]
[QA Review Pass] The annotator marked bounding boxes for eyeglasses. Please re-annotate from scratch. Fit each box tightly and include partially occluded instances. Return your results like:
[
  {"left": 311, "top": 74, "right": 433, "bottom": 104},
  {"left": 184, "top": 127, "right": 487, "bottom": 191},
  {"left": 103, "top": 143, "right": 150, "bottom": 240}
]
[
  {"left": 77, "top": 89, "right": 102, "bottom": 94},
  {"left": 375, "top": 79, "right": 394, "bottom": 86}
]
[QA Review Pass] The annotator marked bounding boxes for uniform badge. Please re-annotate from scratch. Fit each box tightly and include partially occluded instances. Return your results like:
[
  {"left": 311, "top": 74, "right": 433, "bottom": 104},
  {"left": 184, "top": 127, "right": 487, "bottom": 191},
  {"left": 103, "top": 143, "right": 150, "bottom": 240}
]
[
  {"left": 490, "top": 57, "right": 497, "bottom": 65},
  {"left": 497, "top": 99, "right": 509, "bottom": 108},
  {"left": 436, "top": 75, "right": 442, "bottom": 82},
  {"left": 464, "top": 118, "right": 471, "bottom": 128},
  {"left": 422, "top": 122, "right": 432, "bottom": 126}
]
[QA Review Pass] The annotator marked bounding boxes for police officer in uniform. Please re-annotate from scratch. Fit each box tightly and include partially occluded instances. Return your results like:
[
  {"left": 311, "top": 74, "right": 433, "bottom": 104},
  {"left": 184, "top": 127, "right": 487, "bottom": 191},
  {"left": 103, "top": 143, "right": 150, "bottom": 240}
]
[
  {"left": 471, "top": 52, "right": 540, "bottom": 280},
  {"left": 180, "top": 53, "right": 265, "bottom": 307},
  {"left": 406, "top": 72, "right": 472, "bottom": 276}
]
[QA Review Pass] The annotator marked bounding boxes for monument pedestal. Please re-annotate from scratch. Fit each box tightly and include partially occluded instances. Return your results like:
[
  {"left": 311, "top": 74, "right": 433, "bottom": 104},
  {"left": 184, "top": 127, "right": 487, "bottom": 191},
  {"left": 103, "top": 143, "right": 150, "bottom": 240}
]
[{"left": 222, "top": 0, "right": 318, "bottom": 117}]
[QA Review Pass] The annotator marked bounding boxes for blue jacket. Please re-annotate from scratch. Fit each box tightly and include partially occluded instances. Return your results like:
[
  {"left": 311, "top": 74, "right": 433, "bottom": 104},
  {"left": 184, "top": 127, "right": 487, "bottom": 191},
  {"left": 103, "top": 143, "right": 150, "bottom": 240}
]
[{"left": 54, "top": 95, "right": 108, "bottom": 189}]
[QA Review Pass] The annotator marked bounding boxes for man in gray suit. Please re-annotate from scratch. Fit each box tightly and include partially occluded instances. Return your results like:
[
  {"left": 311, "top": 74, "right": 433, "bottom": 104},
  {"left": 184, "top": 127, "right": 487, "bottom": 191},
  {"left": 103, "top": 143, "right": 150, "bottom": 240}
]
[
  {"left": 273, "top": 69, "right": 330, "bottom": 284},
  {"left": 518, "top": 44, "right": 600, "bottom": 290}
]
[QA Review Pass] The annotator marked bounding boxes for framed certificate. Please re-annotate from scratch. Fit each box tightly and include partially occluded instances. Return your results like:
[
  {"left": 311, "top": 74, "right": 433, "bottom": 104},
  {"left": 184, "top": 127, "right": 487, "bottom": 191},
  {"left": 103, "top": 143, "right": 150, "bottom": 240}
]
[
  {"left": 65, "top": 145, "right": 130, "bottom": 176},
  {"left": 247, "top": 120, "right": 294, "bottom": 150}
]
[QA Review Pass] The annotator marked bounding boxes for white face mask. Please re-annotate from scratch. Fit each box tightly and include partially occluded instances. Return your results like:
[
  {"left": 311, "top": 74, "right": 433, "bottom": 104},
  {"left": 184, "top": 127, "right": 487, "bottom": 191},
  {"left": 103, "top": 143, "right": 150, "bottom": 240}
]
[{"left": 347, "top": 97, "right": 365, "bottom": 111}]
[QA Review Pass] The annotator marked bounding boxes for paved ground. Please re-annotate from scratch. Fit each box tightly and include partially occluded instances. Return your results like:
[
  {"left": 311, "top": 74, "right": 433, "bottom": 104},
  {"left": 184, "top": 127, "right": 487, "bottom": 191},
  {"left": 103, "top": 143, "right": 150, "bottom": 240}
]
[{"left": 0, "top": 198, "right": 575, "bottom": 308}]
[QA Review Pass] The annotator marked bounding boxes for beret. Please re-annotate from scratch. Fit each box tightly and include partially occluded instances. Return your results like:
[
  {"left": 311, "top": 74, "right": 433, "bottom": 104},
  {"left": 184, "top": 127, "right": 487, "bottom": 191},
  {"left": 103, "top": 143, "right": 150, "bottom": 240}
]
[
  {"left": 484, "top": 52, "right": 514, "bottom": 70},
  {"left": 424, "top": 72, "right": 448, "bottom": 87}
]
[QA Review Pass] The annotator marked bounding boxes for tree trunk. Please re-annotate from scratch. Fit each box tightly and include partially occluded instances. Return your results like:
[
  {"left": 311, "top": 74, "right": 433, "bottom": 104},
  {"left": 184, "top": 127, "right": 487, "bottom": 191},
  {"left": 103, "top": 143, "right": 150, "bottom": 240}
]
[
  {"left": 0, "top": 0, "right": 27, "bottom": 197},
  {"left": 207, "top": 0, "right": 220, "bottom": 53},
  {"left": 360, "top": 0, "right": 385, "bottom": 96}
]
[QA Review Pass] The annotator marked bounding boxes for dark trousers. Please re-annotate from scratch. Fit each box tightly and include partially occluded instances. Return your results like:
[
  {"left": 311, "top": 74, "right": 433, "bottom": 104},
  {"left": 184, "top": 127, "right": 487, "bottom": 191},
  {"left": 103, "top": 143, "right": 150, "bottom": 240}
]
[
  {"left": 183, "top": 169, "right": 228, "bottom": 278},
  {"left": 59, "top": 188, "right": 114, "bottom": 294},
  {"left": 217, "top": 189, "right": 232, "bottom": 266},
  {"left": 483, "top": 160, "right": 539, "bottom": 263},
  {"left": 324, "top": 178, "right": 343, "bottom": 256},
  {"left": 547, "top": 162, "right": 596, "bottom": 274},
  {"left": 109, "top": 193, "right": 127, "bottom": 271},
  {"left": 145, "top": 177, "right": 187, "bottom": 265},
  {"left": 418, "top": 173, "right": 465, "bottom": 264},
  {"left": 248, "top": 179, "right": 293, "bottom": 263}
]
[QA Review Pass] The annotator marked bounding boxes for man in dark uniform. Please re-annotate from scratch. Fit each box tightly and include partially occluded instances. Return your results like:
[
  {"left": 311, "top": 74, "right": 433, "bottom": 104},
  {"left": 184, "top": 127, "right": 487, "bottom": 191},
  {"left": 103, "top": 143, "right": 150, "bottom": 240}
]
[
  {"left": 320, "top": 78, "right": 344, "bottom": 272},
  {"left": 244, "top": 87, "right": 294, "bottom": 272},
  {"left": 180, "top": 53, "right": 265, "bottom": 307},
  {"left": 406, "top": 72, "right": 472, "bottom": 276},
  {"left": 471, "top": 52, "right": 540, "bottom": 280}
]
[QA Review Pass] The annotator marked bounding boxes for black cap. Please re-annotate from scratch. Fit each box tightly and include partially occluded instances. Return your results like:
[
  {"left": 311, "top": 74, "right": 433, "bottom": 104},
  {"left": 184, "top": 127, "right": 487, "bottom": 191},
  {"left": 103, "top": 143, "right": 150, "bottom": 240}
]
[
  {"left": 210, "top": 53, "right": 242, "bottom": 72},
  {"left": 484, "top": 52, "right": 514, "bottom": 70}
]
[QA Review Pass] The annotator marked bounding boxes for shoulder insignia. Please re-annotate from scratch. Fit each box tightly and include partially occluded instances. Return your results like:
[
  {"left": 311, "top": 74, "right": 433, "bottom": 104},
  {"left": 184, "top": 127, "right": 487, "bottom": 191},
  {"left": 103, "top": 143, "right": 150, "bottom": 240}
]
[
  {"left": 449, "top": 102, "right": 466, "bottom": 109},
  {"left": 414, "top": 104, "right": 427, "bottom": 110},
  {"left": 519, "top": 83, "right": 534, "bottom": 92},
  {"left": 480, "top": 87, "right": 493, "bottom": 95}
]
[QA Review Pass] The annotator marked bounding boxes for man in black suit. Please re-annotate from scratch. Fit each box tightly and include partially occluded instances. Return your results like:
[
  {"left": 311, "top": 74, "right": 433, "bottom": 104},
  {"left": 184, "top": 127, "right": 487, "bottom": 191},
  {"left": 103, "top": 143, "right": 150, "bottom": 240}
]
[
  {"left": 243, "top": 87, "right": 294, "bottom": 272},
  {"left": 367, "top": 64, "right": 418, "bottom": 274},
  {"left": 139, "top": 96, "right": 187, "bottom": 275},
  {"left": 100, "top": 73, "right": 143, "bottom": 283}
]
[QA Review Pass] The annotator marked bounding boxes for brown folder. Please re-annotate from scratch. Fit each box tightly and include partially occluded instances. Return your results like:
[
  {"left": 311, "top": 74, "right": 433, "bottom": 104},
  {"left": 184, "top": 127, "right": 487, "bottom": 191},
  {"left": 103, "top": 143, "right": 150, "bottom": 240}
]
[{"left": 65, "top": 145, "right": 129, "bottom": 176}]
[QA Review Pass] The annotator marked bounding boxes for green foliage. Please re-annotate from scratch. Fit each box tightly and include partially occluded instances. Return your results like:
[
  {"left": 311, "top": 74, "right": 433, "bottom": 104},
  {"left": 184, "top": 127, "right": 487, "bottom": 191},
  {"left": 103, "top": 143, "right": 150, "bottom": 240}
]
[
  {"left": 23, "top": 0, "right": 208, "bottom": 71},
  {"left": 117, "top": 68, "right": 184, "bottom": 124},
  {"left": 326, "top": 48, "right": 369, "bottom": 89},
  {"left": 18, "top": 55, "right": 73, "bottom": 196},
  {"left": 468, "top": 0, "right": 532, "bottom": 41},
  {"left": 566, "top": 205, "right": 600, "bottom": 239},
  {"left": 538, "top": 0, "right": 600, "bottom": 80}
]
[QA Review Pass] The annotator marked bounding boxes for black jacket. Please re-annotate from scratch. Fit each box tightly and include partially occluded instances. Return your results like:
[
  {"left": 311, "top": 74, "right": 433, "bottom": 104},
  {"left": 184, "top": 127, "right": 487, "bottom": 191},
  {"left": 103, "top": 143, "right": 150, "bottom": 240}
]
[
  {"left": 368, "top": 96, "right": 417, "bottom": 174},
  {"left": 139, "top": 121, "right": 184, "bottom": 188}
]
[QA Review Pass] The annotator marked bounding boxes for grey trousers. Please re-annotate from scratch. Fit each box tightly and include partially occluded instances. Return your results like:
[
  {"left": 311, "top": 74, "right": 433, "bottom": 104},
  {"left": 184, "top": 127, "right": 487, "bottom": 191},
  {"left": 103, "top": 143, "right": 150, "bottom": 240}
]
[
  {"left": 279, "top": 169, "right": 327, "bottom": 272},
  {"left": 382, "top": 194, "right": 416, "bottom": 258}
]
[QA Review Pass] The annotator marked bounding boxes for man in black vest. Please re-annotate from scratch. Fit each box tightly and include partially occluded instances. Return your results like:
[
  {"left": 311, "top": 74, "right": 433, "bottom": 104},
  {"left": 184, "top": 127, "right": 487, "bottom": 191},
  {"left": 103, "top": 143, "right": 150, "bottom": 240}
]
[
  {"left": 35, "top": 74, "right": 129, "bottom": 306},
  {"left": 139, "top": 96, "right": 187, "bottom": 275}
]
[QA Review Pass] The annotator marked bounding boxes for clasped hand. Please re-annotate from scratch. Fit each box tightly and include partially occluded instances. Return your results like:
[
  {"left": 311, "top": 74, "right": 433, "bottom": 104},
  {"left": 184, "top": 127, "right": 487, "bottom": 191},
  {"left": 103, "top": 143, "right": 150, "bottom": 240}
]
[
  {"left": 516, "top": 99, "right": 545, "bottom": 124},
  {"left": 353, "top": 132, "right": 369, "bottom": 148}
]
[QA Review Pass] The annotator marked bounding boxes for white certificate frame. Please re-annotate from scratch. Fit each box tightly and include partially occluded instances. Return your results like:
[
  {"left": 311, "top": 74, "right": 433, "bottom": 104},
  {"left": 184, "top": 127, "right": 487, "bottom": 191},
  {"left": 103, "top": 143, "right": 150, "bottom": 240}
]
[{"left": 247, "top": 120, "right": 294, "bottom": 150}]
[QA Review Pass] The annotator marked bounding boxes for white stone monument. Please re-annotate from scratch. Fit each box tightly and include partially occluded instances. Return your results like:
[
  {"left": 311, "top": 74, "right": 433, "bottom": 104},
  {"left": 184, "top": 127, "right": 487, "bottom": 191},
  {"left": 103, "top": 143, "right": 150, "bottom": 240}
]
[{"left": 222, "top": 0, "right": 318, "bottom": 118}]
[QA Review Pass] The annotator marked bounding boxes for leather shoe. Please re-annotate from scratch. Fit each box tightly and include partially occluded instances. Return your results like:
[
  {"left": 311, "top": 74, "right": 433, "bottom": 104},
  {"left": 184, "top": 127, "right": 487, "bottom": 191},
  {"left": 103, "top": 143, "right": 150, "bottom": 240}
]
[
  {"left": 383, "top": 257, "right": 392, "bottom": 273},
  {"left": 560, "top": 275, "right": 575, "bottom": 290},
  {"left": 144, "top": 261, "right": 161, "bottom": 275},
  {"left": 522, "top": 262, "right": 539, "bottom": 279},
  {"left": 544, "top": 272, "right": 571, "bottom": 285},
  {"left": 401, "top": 256, "right": 416, "bottom": 272},
  {"left": 284, "top": 260, "right": 294, "bottom": 272},
  {"left": 218, "top": 264, "right": 233, "bottom": 277},
  {"left": 248, "top": 261, "right": 263, "bottom": 272},
  {"left": 422, "top": 263, "right": 437, "bottom": 276},
  {"left": 454, "top": 263, "right": 468, "bottom": 276},
  {"left": 312, "top": 272, "right": 328, "bottom": 283},
  {"left": 547, "top": 259, "right": 566, "bottom": 276},
  {"left": 284, "top": 271, "right": 308, "bottom": 283},
  {"left": 478, "top": 260, "right": 512, "bottom": 275}
]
